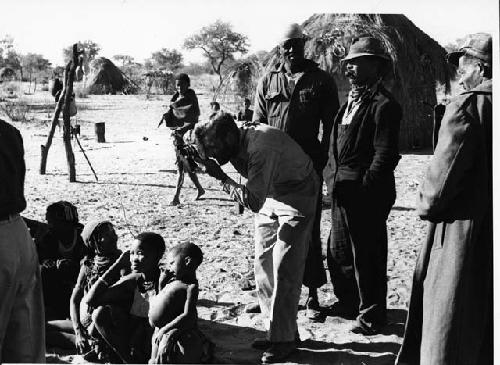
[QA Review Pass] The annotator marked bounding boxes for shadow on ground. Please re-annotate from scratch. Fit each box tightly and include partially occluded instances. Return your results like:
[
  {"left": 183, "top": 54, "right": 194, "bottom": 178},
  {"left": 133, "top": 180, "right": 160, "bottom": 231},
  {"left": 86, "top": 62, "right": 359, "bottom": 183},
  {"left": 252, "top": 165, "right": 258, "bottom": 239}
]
[{"left": 201, "top": 308, "right": 406, "bottom": 364}]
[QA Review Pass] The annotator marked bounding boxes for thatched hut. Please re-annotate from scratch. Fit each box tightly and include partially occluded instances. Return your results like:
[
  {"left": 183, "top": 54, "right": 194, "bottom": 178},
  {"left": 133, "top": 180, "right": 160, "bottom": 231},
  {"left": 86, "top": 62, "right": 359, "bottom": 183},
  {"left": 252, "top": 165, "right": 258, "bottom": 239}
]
[
  {"left": 86, "top": 57, "right": 128, "bottom": 94},
  {"left": 266, "top": 14, "right": 451, "bottom": 150}
]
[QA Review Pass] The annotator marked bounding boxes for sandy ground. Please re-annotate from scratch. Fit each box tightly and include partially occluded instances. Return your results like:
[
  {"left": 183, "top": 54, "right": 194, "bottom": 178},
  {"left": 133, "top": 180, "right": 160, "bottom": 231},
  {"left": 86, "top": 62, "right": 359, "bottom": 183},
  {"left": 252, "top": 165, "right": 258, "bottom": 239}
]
[{"left": 5, "top": 90, "right": 431, "bottom": 364}]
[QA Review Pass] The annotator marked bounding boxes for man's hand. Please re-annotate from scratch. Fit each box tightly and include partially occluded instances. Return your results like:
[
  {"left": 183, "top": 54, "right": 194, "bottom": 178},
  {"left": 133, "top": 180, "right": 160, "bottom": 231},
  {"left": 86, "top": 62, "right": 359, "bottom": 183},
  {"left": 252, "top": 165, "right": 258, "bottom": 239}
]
[{"left": 198, "top": 158, "right": 228, "bottom": 182}]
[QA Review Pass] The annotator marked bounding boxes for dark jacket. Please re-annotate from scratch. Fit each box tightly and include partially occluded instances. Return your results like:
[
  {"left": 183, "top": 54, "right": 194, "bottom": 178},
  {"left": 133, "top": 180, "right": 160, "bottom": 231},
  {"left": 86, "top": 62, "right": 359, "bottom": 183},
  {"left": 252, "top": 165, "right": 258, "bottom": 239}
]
[
  {"left": 0, "top": 119, "right": 27, "bottom": 217},
  {"left": 397, "top": 79, "right": 492, "bottom": 365},
  {"left": 324, "top": 83, "right": 401, "bottom": 206},
  {"left": 253, "top": 59, "right": 339, "bottom": 171},
  {"left": 37, "top": 230, "right": 87, "bottom": 275}
]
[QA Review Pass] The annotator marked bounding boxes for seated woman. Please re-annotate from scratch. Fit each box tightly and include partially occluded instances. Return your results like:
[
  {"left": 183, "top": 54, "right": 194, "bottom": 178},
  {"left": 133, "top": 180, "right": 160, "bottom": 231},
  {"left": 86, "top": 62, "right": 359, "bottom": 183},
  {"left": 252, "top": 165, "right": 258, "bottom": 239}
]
[
  {"left": 36, "top": 201, "right": 88, "bottom": 320},
  {"left": 45, "top": 220, "right": 124, "bottom": 357},
  {"left": 83, "top": 232, "right": 166, "bottom": 363},
  {"left": 149, "top": 242, "right": 214, "bottom": 364}
]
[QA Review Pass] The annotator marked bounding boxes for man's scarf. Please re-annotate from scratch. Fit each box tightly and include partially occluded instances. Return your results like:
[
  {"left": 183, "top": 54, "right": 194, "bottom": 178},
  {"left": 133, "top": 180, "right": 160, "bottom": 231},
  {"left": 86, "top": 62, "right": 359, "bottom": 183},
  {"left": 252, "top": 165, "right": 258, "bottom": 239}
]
[{"left": 347, "top": 79, "right": 382, "bottom": 108}]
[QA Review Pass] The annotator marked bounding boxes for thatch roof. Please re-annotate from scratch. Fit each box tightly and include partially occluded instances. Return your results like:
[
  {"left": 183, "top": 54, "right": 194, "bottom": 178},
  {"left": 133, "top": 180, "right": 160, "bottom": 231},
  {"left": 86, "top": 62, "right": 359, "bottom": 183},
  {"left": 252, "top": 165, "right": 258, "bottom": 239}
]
[
  {"left": 86, "top": 57, "right": 128, "bottom": 94},
  {"left": 266, "top": 14, "right": 451, "bottom": 150}
]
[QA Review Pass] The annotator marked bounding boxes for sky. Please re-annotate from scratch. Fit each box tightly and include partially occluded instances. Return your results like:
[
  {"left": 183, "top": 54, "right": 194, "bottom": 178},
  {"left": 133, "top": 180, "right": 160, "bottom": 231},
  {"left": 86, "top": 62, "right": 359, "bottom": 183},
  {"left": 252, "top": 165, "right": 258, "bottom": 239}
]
[{"left": 0, "top": 0, "right": 497, "bottom": 67}]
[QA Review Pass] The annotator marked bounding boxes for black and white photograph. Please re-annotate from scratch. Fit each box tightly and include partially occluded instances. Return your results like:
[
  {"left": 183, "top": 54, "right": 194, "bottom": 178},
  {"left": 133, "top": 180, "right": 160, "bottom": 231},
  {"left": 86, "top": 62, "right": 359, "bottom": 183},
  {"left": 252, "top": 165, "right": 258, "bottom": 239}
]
[{"left": 0, "top": 0, "right": 497, "bottom": 363}]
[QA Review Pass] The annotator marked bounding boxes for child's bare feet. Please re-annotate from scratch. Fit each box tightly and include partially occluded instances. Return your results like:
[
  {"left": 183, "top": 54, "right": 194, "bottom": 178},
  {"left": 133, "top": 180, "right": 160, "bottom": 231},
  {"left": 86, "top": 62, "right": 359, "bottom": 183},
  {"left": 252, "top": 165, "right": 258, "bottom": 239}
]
[{"left": 195, "top": 188, "right": 205, "bottom": 201}]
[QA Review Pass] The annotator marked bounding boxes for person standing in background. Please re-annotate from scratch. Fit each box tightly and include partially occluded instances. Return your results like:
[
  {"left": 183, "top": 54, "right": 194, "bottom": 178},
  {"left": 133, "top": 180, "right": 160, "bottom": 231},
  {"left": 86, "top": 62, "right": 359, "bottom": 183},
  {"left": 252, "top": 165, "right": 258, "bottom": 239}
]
[{"left": 253, "top": 23, "right": 339, "bottom": 320}]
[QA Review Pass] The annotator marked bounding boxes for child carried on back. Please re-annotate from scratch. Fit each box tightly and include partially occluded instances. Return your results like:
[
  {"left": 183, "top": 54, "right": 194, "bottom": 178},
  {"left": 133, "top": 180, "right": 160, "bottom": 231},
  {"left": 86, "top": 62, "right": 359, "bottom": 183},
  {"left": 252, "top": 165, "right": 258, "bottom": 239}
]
[{"left": 148, "top": 242, "right": 214, "bottom": 364}]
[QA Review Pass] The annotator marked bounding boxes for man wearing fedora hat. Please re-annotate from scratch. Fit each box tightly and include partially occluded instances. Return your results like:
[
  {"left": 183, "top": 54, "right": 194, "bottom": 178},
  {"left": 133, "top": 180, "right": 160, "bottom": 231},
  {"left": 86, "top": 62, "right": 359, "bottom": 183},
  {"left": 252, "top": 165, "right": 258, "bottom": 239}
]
[
  {"left": 323, "top": 36, "right": 401, "bottom": 334},
  {"left": 253, "top": 23, "right": 339, "bottom": 321},
  {"left": 396, "top": 32, "right": 493, "bottom": 365}
]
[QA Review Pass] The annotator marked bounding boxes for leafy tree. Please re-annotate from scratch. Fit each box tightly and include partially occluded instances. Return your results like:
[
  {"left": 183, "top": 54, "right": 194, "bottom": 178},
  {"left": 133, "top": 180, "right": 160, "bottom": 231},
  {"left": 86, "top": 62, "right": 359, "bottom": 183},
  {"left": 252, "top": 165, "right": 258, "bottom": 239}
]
[
  {"left": 0, "top": 34, "right": 14, "bottom": 62},
  {"left": 63, "top": 40, "right": 100, "bottom": 73},
  {"left": 150, "top": 48, "right": 183, "bottom": 71},
  {"left": 113, "top": 54, "right": 134, "bottom": 67},
  {"left": 22, "top": 53, "right": 52, "bottom": 91},
  {"left": 184, "top": 20, "right": 249, "bottom": 85},
  {"left": 4, "top": 50, "right": 23, "bottom": 79},
  {"left": 0, "top": 35, "right": 23, "bottom": 78}
]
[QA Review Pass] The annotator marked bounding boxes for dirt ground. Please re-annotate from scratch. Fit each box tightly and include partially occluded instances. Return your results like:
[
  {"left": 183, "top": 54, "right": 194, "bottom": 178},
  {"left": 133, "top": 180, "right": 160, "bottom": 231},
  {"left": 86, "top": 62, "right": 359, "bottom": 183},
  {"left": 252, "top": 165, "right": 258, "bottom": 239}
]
[{"left": 5, "top": 90, "right": 432, "bottom": 364}]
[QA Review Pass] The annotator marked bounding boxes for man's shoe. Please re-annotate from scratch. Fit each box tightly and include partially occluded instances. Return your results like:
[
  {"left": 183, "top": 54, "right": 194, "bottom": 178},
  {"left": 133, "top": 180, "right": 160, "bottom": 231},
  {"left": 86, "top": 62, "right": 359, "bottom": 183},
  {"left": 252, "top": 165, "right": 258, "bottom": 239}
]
[
  {"left": 327, "top": 301, "right": 358, "bottom": 319},
  {"left": 261, "top": 342, "right": 297, "bottom": 364},
  {"left": 252, "top": 332, "right": 301, "bottom": 350},
  {"left": 305, "top": 297, "right": 325, "bottom": 322}
]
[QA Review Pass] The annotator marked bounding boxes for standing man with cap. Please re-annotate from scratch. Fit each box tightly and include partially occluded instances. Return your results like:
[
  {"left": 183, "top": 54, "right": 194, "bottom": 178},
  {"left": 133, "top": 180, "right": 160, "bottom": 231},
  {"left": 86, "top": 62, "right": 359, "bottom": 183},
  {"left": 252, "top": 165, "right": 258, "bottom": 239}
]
[
  {"left": 323, "top": 36, "right": 401, "bottom": 334},
  {"left": 0, "top": 118, "right": 45, "bottom": 362},
  {"left": 396, "top": 32, "right": 493, "bottom": 365},
  {"left": 253, "top": 23, "right": 339, "bottom": 320}
]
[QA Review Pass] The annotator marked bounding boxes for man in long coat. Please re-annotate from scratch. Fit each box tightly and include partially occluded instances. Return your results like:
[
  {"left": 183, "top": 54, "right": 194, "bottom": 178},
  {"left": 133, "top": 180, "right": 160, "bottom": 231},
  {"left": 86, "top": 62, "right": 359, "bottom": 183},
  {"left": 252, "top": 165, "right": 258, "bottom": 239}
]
[
  {"left": 253, "top": 23, "right": 339, "bottom": 319},
  {"left": 323, "top": 37, "right": 401, "bottom": 334},
  {"left": 396, "top": 32, "right": 493, "bottom": 365}
]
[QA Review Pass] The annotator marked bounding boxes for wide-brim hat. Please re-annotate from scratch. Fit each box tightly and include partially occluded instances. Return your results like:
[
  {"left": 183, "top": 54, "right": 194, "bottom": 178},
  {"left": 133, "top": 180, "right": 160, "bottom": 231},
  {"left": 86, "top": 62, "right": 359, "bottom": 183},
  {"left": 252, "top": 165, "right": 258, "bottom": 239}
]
[
  {"left": 280, "top": 23, "right": 306, "bottom": 44},
  {"left": 342, "top": 36, "right": 391, "bottom": 62},
  {"left": 447, "top": 32, "right": 492, "bottom": 67}
]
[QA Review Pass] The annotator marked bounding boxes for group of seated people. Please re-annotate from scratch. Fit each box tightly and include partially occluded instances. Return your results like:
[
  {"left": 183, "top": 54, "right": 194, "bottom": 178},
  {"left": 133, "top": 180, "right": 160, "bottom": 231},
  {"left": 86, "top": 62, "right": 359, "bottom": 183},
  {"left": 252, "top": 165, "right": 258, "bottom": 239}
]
[{"left": 24, "top": 201, "right": 214, "bottom": 364}]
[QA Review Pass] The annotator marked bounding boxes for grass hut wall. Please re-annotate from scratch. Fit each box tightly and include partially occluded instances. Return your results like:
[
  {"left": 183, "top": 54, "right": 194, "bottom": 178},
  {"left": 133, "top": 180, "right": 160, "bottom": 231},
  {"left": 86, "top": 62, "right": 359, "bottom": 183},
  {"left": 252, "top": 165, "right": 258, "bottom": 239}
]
[
  {"left": 265, "top": 14, "right": 451, "bottom": 150},
  {"left": 87, "top": 57, "right": 128, "bottom": 95}
]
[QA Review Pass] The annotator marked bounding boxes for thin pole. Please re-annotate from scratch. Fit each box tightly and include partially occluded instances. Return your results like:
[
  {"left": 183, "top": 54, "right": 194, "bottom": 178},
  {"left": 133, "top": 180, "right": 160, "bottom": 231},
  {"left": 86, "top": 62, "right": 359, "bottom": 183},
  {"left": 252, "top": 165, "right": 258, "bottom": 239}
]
[{"left": 74, "top": 134, "right": 99, "bottom": 181}]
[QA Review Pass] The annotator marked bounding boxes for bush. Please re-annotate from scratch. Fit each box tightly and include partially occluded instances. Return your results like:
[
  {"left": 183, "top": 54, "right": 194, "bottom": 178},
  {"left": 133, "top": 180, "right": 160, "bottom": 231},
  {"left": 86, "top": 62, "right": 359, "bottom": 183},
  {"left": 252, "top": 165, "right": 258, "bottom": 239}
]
[
  {"left": 74, "top": 82, "right": 89, "bottom": 98},
  {"left": 0, "top": 81, "right": 21, "bottom": 98},
  {"left": 0, "top": 99, "right": 32, "bottom": 122}
]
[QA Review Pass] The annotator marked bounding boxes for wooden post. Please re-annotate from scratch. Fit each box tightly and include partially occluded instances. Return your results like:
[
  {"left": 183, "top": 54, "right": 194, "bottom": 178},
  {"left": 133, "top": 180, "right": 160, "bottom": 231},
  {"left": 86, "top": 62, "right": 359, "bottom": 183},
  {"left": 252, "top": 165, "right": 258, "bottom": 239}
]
[
  {"left": 95, "top": 122, "right": 106, "bottom": 143},
  {"left": 40, "top": 43, "right": 82, "bottom": 182},
  {"left": 40, "top": 72, "right": 68, "bottom": 174}
]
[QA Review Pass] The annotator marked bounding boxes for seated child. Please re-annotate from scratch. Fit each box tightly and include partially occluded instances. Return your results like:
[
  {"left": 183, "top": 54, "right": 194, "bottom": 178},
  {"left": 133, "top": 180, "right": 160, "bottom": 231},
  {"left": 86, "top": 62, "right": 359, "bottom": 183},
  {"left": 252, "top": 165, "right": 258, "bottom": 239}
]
[
  {"left": 45, "top": 220, "right": 123, "bottom": 356},
  {"left": 36, "top": 201, "right": 88, "bottom": 320},
  {"left": 148, "top": 242, "right": 214, "bottom": 364},
  {"left": 83, "top": 232, "right": 166, "bottom": 363}
]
